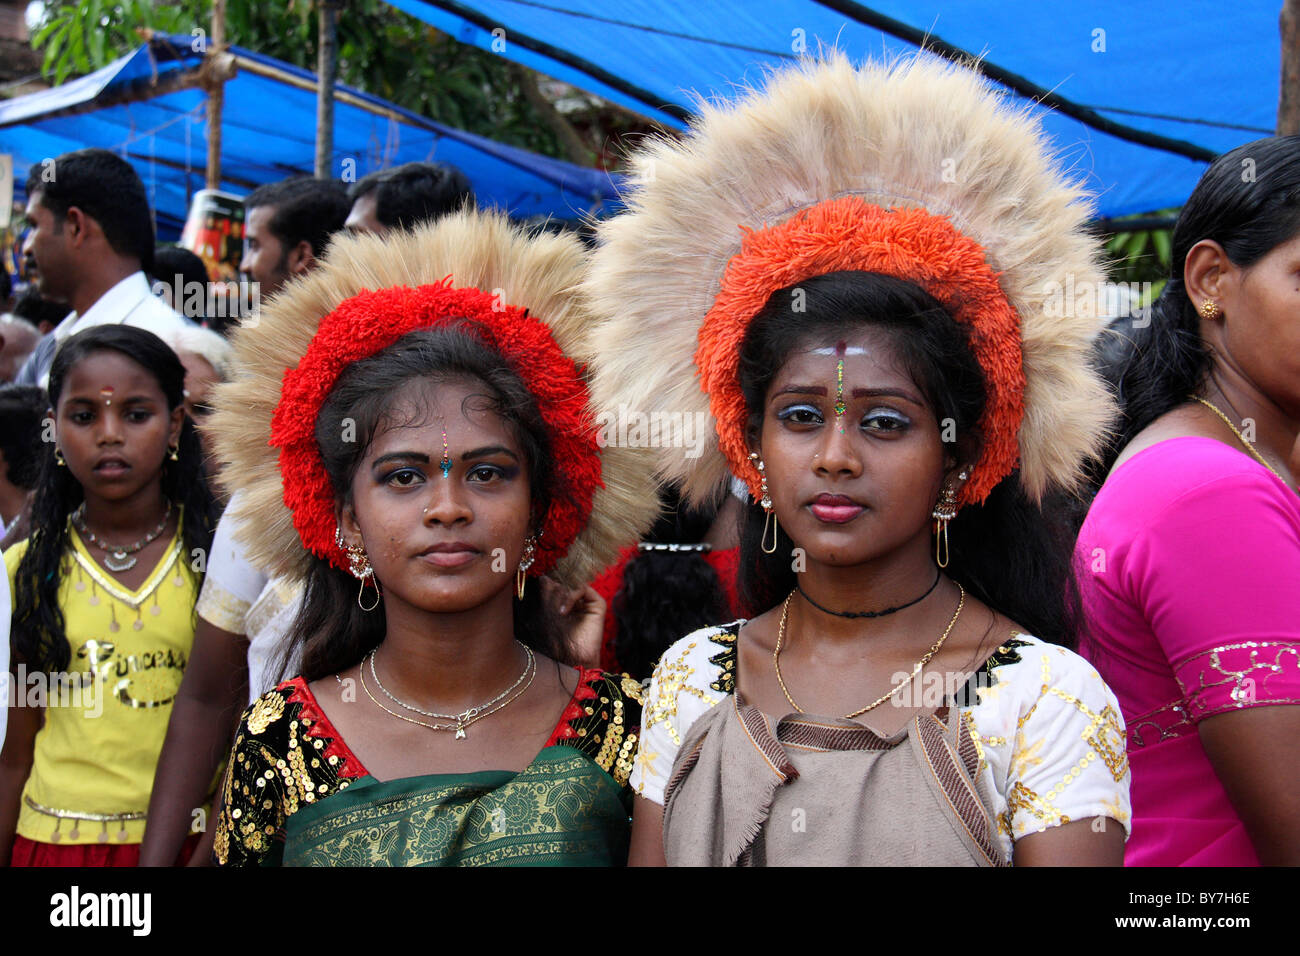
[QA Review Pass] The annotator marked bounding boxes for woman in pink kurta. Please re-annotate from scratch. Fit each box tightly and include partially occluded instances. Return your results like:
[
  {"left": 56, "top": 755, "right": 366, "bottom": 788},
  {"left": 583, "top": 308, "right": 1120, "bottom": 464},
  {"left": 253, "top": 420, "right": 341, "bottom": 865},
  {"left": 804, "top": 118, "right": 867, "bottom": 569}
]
[
  {"left": 1075, "top": 134, "right": 1300, "bottom": 866},
  {"left": 1076, "top": 437, "right": 1300, "bottom": 865}
]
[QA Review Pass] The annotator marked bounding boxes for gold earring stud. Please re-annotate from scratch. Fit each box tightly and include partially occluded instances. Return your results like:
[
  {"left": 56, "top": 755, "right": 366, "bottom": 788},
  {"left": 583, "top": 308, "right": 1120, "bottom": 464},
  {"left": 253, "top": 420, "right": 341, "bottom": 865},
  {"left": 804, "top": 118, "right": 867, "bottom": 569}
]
[{"left": 1199, "top": 299, "right": 1221, "bottom": 320}]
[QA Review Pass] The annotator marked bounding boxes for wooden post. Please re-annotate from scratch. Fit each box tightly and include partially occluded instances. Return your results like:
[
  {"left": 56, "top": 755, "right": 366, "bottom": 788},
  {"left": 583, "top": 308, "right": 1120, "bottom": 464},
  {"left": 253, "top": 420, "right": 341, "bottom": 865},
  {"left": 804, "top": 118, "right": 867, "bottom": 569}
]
[
  {"left": 1281, "top": 0, "right": 1300, "bottom": 134},
  {"left": 206, "top": 0, "right": 226, "bottom": 189},
  {"left": 316, "top": 0, "right": 338, "bottom": 178}
]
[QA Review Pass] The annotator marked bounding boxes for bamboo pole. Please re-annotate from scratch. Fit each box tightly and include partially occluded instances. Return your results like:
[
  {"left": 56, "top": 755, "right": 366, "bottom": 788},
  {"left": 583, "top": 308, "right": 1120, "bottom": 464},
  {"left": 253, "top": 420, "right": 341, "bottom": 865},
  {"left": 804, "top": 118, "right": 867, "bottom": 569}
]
[
  {"left": 206, "top": 0, "right": 227, "bottom": 189},
  {"left": 315, "top": 0, "right": 338, "bottom": 178}
]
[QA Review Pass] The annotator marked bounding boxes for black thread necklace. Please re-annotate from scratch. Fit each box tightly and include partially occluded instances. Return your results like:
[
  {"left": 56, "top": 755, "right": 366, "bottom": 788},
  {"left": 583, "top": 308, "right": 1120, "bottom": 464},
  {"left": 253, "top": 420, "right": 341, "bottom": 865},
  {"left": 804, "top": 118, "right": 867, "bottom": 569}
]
[{"left": 796, "top": 568, "right": 942, "bottom": 619}]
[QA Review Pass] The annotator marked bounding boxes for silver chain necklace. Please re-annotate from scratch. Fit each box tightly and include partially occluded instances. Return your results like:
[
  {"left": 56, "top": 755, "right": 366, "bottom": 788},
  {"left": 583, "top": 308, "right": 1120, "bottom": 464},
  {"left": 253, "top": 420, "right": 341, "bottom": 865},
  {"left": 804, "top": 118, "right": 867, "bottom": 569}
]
[
  {"left": 71, "top": 501, "right": 172, "bottom": 572},
  {"left": 366, "top": 642, "right": 535, "bottom": 740}
]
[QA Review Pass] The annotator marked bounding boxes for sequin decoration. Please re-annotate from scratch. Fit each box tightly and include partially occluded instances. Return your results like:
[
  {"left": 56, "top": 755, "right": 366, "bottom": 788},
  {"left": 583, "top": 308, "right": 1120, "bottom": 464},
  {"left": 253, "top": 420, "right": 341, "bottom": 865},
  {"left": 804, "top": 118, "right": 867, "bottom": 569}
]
[{"left": 440, "top": 427, "right": 452, "bottom": 478}]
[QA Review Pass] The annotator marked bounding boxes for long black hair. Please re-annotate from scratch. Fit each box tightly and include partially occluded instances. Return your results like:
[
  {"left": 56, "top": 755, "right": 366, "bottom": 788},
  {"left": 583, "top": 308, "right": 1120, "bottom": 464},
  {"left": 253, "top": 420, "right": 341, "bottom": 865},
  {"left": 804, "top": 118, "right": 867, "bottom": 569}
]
[
  {"left": 1095, "top": 135, "right": 1300, "bottom": 478},
  {"left": 289, "top": 326, "right": 566, "bottom": 683},
  {"left": 736, "top": 271, "right": 1082, "bottom": 647},
  {"left": 12, "top": 325, "right": 218, "bottom": 672},
  {"left": 611, "top": 486, "right": 733, "bottom": 680}
]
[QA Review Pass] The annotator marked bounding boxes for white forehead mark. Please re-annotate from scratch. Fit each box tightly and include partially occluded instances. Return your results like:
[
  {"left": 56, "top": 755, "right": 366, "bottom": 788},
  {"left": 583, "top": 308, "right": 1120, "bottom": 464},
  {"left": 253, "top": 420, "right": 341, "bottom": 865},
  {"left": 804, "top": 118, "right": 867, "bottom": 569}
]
[{"left": 808, "top": 346, "right": 868, "bottom": 356}]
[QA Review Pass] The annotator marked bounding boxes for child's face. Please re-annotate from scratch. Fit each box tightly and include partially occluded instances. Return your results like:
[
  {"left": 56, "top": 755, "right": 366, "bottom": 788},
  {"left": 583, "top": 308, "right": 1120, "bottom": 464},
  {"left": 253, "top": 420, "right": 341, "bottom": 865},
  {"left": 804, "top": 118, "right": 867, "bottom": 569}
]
[
  {"left": 56, "top": 350, "right": 184, "bottom": 502},
  {"left": 340, "top": 378, "right": 534, "bottom": 616},
  {"left": 752, "top": 329, "right": 958, "bottom": 568}
]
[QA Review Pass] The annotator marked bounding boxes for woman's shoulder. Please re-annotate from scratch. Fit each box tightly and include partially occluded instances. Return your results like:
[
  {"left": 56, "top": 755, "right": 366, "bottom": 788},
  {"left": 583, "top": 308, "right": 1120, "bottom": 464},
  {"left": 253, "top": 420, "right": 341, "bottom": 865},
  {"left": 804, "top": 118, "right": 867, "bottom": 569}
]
[
  {"left": 643, "top": 621, "right": 746, "bottom": 725},
  {"left": 1101, "top": 436, "right": 1295, "bottom": 511},
  {"left": 967, "top": 632, "right": 1112, "bottom": 704},
  {"left": 553, "top": 667, "right": 645, "bottom": 787},
  {"left": 653, "top": 620, "right": 747, "bottom": 693},
  {"left": 964, "top": 632, "right": 1125, "bottom": 761},
  {"left": 236, "top": 678, "right": 307, "bottom": 743},
  {"left": 3, "top": 538, "right": 28, "bottom": 578}
]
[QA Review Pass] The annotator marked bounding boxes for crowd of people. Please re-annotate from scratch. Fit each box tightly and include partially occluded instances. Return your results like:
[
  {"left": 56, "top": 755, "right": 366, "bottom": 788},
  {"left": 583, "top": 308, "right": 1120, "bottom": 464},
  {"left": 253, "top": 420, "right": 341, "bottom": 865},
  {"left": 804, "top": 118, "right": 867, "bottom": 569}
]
[{"left": 0, "top": 52, "right": 1296, "bottom": 868}]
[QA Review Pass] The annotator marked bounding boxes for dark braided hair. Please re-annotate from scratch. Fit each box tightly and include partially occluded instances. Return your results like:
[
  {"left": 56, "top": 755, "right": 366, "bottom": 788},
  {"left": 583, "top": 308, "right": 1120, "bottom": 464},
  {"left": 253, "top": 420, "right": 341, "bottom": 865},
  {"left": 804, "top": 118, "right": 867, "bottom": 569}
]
[
  {"left": 611, "top": 487, "right": 733, "bottom": 680},
  {"left": 12, "top": 326, "right": 218, "bottom": 673}
]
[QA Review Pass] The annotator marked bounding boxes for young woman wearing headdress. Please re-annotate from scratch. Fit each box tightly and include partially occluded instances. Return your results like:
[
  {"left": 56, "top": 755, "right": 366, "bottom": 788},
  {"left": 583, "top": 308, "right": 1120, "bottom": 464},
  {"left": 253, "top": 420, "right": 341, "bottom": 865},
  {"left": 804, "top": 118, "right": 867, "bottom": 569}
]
[
  {"left": 582, "top": 53, "right": 1132, "bottom": 866},
  {"left": 207, "top": 210, "right": 658, "bottom": 866},
  {"left": 1074, "top": 137, "right": 1300, "bottom": 866}
]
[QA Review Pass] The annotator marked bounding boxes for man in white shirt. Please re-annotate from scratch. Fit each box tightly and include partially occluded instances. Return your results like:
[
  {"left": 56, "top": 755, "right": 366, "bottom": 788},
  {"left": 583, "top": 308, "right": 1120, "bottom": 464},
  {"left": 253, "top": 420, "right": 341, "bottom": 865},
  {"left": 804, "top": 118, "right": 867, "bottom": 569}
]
[{"left": 14, "top": 148, "right": 189, "bottom": 388}]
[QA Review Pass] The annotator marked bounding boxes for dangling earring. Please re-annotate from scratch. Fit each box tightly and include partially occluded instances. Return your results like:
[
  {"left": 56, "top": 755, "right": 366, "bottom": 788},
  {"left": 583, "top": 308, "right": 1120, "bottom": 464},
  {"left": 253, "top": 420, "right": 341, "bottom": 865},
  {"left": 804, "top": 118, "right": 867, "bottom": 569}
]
[
  {"left": 54, "top": 447, "right": 66, "bottom": 467},
  {"left": 931, "top": 470, "right": 966, "bottom": 569},
  {"left": 168, "top": 444, "right": 180, "bottom": 462},
  {"left": 516, "top": 535, "right": 537, "bottom": 599},
  {"left": 337, "top": 527, "right": 380, "bottom": 611},
  {"left": 749, "top": 452, "right": 778, "bottom": 555}
]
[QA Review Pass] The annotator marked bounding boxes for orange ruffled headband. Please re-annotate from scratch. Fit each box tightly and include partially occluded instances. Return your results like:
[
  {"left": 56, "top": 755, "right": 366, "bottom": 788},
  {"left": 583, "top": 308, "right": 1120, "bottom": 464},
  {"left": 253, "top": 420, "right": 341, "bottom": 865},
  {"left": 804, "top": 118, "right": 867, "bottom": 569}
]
[{"left": 699, "top": 197, "right": 1024, "bottom": 507}]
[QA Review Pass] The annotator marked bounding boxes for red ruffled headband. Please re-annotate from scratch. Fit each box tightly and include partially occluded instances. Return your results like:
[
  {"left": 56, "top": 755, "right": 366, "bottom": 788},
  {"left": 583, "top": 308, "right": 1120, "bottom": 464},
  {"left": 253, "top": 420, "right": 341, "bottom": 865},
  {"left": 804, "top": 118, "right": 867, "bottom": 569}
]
[
  {"left": 271, "top": 280, "right": 603, "bottom": 577},
  {"left": 696, "top": 196, "right": 1025, "bottom": 507}
]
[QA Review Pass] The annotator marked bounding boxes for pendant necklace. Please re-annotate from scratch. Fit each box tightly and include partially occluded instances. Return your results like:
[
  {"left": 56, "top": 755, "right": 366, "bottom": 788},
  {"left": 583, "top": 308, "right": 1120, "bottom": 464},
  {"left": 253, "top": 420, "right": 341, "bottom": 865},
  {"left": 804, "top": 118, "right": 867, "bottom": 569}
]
[
  {"left": 71, "top": 501, "right": 173, "bottom": 572},
  {"left": 365, "top": 642, "right": 535, "bottom": 739}
]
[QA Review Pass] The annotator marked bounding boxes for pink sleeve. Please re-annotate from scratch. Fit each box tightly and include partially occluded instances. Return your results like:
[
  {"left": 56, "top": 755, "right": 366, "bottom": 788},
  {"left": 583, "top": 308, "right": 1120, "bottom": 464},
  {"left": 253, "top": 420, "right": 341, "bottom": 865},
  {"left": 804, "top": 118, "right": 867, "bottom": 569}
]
[{"left": 1126, "top": 470, "right": 1300, "bottom": 721}]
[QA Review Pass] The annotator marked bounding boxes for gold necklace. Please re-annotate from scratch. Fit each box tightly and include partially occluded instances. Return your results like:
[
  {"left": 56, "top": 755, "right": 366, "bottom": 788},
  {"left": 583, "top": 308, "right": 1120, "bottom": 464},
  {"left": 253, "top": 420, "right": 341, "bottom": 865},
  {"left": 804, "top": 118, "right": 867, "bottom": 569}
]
[
  {"left": 1191, "top": 396, "right": 1288, "bottom": 484},
  {"left": 356, "top": 650, "right": 536, "bottom": 739},
  {"left": 774, "top": 582, "right": 965, "bottom": 718}
]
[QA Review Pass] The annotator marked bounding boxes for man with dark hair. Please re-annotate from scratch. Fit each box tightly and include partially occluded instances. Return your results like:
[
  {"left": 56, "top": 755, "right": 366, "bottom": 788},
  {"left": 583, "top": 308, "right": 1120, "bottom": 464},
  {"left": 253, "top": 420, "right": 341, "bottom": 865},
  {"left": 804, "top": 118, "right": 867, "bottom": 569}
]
[
  {"left": 344, "top": 161, "right": 475, "bottom": 236},
  {"left": 14, "top": 148, "right": 187, "bottom": 386},
  {"left": 240, "top": 176, "right": 349, "bottom": 299},
  {"left": 11, "top": 287, "right": 69, "bottom": 335},
  {"left": 0, "top": 384, "right": 46, "bottom": 538},
  {"left": 152, "top": 244, "right": 222, "bottom": 331}
]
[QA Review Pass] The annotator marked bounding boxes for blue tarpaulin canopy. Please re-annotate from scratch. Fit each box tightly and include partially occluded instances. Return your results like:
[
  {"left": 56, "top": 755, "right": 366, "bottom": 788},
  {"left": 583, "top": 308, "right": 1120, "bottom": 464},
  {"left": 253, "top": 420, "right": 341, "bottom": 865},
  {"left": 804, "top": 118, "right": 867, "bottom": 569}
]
[
  {"left": 388, "top": 0, "right": 1280, "bottom": 218},
  {"left": 0, "top": 33, "right": 619, "bottom": 237}
]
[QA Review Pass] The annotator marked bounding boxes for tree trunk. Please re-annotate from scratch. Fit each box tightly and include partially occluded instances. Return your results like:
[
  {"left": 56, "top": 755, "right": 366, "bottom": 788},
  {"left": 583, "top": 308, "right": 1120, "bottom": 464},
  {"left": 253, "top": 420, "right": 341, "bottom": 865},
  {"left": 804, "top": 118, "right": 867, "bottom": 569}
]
[
  {"left": 1280, "top": 0, "right": 1300, "bottom": 134},
  {"left": 316, "top": 0, "right": 338, "bottom": 179},
  {"left": 206, "top": 0, "right": 226, "bottom": 189},
  {"left": 512, "top": 64, "right": 592, "bottom": 166}
]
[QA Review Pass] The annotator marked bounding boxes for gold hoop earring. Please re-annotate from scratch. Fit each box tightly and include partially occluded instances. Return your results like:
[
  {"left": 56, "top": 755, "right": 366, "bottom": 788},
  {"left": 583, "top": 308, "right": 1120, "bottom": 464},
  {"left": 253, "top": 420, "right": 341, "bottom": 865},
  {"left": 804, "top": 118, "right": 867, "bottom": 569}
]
[
  {"left": 749, "top": 452, "right": 778, "bottom": 554},
  {"left": 1199, "top": 299, "right": 1221, "bottom": 320},
  {"left": 516, "top": 535, "right": 537, "bottom": 600},
  {"left": 932, "top": 482, "right": 959, "bottom": 569},
  {"left": 762, "top": 509, "right": 779, "bottom": 555},
  {"left": 54, "top": 447, "right": 66, "bottom": 467},
  {"left": 357, "top": 575, "right": 381, "bottom": 612}
]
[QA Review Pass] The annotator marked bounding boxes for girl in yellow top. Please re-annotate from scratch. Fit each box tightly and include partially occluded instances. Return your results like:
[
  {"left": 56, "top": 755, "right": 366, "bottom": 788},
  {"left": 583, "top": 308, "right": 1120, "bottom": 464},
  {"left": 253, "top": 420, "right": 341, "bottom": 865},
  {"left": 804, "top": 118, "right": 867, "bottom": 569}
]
[{"left": 1, "top": 325, "right": 218, "bottom": 866}]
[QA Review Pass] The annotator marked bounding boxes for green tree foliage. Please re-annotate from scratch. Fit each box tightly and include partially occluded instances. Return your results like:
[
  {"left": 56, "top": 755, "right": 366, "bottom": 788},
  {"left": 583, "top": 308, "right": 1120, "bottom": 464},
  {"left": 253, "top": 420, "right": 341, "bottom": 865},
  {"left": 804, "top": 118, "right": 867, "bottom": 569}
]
[
  {"left": 1104, "top": 210, "right": 1177, "bottom": 309},
  {"left": 32, "top": 0, "right": 206, "bottom": 84},
  {"left": 30, "top": 0, "right": 573, "bottom": 159}
]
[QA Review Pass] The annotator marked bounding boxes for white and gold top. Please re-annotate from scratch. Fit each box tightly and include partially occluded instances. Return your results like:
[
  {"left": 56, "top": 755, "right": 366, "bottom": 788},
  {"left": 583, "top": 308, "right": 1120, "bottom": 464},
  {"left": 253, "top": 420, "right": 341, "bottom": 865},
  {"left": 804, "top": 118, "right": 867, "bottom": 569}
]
[
  {"left": 631, "top": 623, "right": 1132, "bottom": 861},
  {"left": 194, "top": 500, "right": 302, "bottom": 703}
]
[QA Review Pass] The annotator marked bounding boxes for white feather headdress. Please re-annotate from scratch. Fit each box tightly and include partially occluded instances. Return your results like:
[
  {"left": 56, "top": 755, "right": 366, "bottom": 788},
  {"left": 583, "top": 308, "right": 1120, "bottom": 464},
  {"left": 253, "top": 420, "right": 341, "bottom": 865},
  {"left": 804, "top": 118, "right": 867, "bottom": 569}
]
[
  {"left": 208, "top": 209, "right": 659, "bottom": 588},
  {"left": 582, "top": 52, "right": 1114, "bottom": 506}
]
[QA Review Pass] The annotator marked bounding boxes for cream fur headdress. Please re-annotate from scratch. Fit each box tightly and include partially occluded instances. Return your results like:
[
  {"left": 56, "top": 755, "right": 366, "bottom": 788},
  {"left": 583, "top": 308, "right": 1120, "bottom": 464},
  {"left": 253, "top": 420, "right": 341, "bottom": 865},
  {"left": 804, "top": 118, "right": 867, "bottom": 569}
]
[
  {"left": 208, "top": 209, "right": 659, "bottom": 588},
  {"left": 582, "top": 52, "right": 1115, "bottom": 507}
]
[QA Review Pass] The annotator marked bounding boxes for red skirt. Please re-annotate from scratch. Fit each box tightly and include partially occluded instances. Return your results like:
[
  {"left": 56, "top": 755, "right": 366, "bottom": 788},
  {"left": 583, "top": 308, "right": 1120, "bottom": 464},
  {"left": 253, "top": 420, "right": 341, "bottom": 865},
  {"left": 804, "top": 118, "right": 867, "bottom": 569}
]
[{"left": 10, "top": 833, "right": 201, "bottom": 867}]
